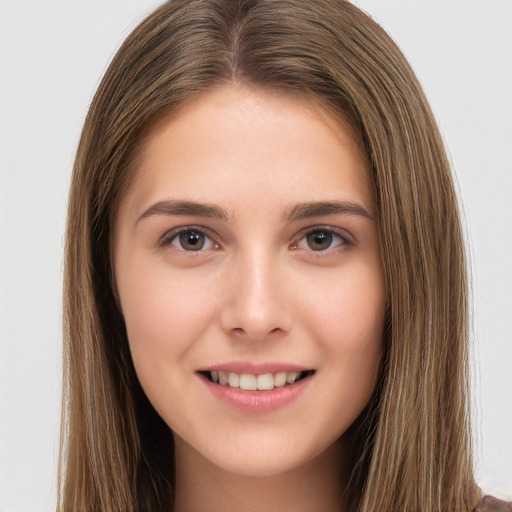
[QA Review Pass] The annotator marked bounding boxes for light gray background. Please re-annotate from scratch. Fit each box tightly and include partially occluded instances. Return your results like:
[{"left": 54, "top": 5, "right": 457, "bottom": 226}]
[{"left": 1, "top": 1, "right": 511, "bottom": 511}]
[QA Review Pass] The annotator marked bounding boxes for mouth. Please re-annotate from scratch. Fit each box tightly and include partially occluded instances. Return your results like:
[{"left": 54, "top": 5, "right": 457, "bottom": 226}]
[{"left": 199, "top": 369, "right": 316, "bottom": 391}]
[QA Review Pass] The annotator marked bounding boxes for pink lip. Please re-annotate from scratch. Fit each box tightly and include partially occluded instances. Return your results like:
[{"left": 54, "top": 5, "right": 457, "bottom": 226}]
[
  {"left": 199, "top": 361, "right": 309, "bottom": 374},
  {"left": 197, "top": 371, "right": 314, "bottom": 413}
]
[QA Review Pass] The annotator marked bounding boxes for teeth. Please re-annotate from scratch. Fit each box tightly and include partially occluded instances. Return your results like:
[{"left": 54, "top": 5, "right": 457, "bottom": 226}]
[
  {"left": 228, "top": 372, "right": 240, "bottom": 388},
  {"left": 239, "top": 374, "right": 257, "bottom": 390},
  {"left": 286, "top": 371, "right": 300, "bottom": 384},
  {"left": 211, "top": 370, "right": 305, "bottom": 390},
  {"left": 274, "top": 372, "right": 287, "bottom": 387},
  {"left": 218, "top": 371, "right": 228, "bottom": 386},
  {"left": 257, "top": 373, "right": 274, "bottom": 390}
]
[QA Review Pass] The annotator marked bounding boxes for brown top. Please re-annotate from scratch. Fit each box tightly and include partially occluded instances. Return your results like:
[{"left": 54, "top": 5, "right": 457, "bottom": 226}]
[{"left": 478, "top": 495, "right": 512, "bottom": 511}]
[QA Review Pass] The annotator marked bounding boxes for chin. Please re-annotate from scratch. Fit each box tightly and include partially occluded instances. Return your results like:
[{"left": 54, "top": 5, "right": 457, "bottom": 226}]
[
  {"left": 175, "top": 425, "right": 341, "bottom": 480},
  {"left": 206, "top": 453, "right": 308, "bottom": 478}
]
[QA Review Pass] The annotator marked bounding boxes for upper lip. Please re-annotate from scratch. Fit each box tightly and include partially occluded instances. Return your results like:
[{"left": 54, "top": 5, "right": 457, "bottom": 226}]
[{"left": 197, "top": 362, "right": 313, "bottom": 374}]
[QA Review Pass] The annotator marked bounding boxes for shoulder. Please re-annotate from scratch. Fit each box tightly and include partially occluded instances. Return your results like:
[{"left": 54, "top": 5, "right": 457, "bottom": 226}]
[{"left": 477, "top": 495, "right": 512, "bottom": 511}]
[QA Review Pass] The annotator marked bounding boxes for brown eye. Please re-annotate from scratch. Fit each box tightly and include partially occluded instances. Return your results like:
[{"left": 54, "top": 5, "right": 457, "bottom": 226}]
[
  {"left": 161, "top": 227, "right": 217, "bottom": 252},
  {"left": 178, "top": 230, "right": 206, "bottom": 251},
  {"left": 306, "top": 230, "right": 334, "bottom": 251}
]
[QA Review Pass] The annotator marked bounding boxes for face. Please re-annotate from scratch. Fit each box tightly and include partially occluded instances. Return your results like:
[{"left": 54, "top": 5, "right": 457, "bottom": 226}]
[{"left": 114, "top": 85, "right": 385, "bottom": 478}]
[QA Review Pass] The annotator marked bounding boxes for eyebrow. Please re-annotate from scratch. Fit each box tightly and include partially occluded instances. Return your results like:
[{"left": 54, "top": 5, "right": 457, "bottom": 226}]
[
  {"left": 136, "top": 198, "right": 374, "bottom": 225},
  {"left": 136, "top": 199, "right": 230, "bottom": 224},
  {"left": 284, "top": 200, "right": 374, "bottom": 221}
]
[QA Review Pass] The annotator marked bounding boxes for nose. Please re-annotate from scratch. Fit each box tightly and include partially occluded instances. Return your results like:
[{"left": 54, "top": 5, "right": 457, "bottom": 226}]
[{"left": 219, "top": 250, "right": 292, "bottom": 342}]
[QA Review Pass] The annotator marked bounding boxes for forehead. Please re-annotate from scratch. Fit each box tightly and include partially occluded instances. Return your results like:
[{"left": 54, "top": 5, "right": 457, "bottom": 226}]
[{"left": 119, "top": 85, "right": 374, "bottom": 221}]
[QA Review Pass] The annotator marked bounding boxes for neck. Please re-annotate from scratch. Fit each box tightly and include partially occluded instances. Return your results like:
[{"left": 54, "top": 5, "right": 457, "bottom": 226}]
[{"left": 173, "top": 437, "right": 349, "bottom": 512}]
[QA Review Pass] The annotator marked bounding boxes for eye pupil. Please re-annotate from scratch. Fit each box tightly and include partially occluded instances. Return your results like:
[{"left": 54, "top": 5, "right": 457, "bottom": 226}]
[
  {"left": 306, "top": 230, "right": 332, "bottom": 251},
  {"left": 179, "top": 230, "right": 205, "bottom": 251}
]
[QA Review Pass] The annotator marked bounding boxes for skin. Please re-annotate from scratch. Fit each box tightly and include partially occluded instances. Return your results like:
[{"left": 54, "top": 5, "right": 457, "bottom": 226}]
[{"left": 114, "top": 85, "right": 386, "bottom": 512}]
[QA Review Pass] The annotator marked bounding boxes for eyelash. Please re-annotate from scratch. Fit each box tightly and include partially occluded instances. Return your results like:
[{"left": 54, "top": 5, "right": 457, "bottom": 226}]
[
  {"left": 159, "top": 226, "right": 218, "bottom": 252},
  {"left": 158, "top": 225, "right": 352, "bottom": 255},
  {"left": 291, "top": 227, "right": 351, "bottom": 254}
]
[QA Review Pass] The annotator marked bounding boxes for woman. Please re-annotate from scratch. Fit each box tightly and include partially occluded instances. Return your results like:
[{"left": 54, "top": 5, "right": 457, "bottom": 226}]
[{"left": 58, "top": 1, "right": 509, "bottom": 511}]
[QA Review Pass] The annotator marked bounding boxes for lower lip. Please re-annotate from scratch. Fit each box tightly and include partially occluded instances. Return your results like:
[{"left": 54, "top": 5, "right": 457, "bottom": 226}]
[{"left": 198, "top": 373, "right": 313, "bottom": 413}]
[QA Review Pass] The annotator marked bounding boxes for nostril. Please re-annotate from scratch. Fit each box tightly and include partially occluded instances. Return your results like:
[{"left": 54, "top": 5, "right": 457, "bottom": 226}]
[{"left": 229, "top": 325, "right": 286, "bottom": 342}]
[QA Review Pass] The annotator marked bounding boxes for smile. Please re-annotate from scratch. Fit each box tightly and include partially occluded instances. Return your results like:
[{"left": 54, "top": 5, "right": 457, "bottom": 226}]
[
  {"left": 203, "top": 370, "right": 314, "bottom": 390},
  {"left": 198, "top": 366, "right": 315, "bottom": 413}
]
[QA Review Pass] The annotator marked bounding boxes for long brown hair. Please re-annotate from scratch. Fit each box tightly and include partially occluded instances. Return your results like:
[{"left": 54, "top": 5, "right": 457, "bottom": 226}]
[{"left": 59, "top": 1, "right": 480, "bottom": 510}]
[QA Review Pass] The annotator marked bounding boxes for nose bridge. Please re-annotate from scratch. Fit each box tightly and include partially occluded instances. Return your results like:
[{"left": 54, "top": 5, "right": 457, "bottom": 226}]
[{"left": 220, "top": 244, "right": 291, "bottom": 341}]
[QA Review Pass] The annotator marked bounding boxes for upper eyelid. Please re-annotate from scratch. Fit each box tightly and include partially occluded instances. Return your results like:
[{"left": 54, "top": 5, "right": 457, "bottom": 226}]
[
  {"left": 159, "top": 225, "right": 218, "bottom": 247},
  {"left": 158, "top": 224, "right": 353, "bottom": 248},
  {"left": 294, "top": 229, "right": 350, "bottom": 252},
  {"left": 295, "top": 225, "right": 353, "bottom": 243}
]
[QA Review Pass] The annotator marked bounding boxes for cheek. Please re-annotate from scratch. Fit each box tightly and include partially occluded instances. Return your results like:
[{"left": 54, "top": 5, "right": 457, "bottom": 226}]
[
  {"left": 301, "top": 260, "right": 386, "bottom": 351},
  {"left": 301, "top": 260, "right": 385, "bottom": 412},
  {"left": 318, "top": 267, "right": 385, "bottom": 409},
  {"left": 117, "top": 262, "right": 217, "bottom": 372}
]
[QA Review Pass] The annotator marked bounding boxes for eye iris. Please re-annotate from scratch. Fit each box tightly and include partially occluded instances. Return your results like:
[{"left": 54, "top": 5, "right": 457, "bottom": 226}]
[
  {"left": 179, "top": 230, "right": 205, "bottom": 251},
  {"left": 306, "top": 230, "right": 332, "bottom": 251}
]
